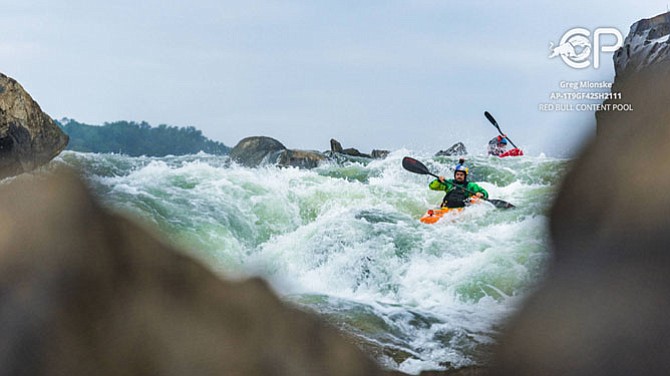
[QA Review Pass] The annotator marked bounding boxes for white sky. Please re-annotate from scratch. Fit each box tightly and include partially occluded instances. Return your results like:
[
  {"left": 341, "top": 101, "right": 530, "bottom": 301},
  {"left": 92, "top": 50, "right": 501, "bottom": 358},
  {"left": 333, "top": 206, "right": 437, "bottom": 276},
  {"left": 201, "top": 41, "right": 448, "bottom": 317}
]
[{"left": 1, "top": 1, "right": 668, "bottom": 156}]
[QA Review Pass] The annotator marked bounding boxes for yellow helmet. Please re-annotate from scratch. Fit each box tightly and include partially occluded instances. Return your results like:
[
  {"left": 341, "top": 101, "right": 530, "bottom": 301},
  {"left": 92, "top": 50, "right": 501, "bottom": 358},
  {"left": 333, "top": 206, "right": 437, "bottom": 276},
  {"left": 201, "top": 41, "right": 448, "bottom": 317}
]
[{"left": 454, "top": 165, "right": 468, "bottom": 175}]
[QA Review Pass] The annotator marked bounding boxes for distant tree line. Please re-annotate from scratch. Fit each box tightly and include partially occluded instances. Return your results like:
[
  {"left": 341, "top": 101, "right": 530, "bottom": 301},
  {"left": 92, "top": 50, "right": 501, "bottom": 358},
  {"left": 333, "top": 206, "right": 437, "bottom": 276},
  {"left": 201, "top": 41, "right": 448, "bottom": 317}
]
[{"left": 57, "top": 119, "right": 230, "bottom": 156}]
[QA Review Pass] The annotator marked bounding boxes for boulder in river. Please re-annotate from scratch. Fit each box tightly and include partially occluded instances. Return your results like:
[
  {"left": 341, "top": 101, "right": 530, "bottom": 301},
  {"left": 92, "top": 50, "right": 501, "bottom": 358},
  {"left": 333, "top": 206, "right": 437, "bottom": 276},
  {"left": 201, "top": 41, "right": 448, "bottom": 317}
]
[
  {"left": 229, "top": 136, "right": 287, "bottom": 167},
  {"left": 230, "top": 136, "right": 328, "bottom": 169},
  {"left": 435, "top": 142, "right": 467, "bottom": 157},
  {"left": 330, "top": 138, "right": 389, "bottom": 159},
  {"left": 277, "top": 148, "right": 327, "bottom": 169}
]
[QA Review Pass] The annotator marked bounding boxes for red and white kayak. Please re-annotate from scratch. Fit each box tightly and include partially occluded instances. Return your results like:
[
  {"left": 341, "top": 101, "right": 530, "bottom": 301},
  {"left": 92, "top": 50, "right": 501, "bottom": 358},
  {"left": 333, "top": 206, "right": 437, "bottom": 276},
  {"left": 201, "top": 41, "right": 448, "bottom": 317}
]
[{"left": 499, "top": 148, "right": 523, "bottom": 158}]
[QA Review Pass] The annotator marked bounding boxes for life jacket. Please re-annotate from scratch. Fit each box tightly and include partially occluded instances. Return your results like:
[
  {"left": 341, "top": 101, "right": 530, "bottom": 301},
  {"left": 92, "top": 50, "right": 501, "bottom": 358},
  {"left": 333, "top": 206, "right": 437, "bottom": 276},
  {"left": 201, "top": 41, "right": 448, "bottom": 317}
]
[
  {"left": 488, "top": 137, "right": 507, "bottom": 156},
  {"left": 441, "top": 181, "right": 469, "bottom": 208}
]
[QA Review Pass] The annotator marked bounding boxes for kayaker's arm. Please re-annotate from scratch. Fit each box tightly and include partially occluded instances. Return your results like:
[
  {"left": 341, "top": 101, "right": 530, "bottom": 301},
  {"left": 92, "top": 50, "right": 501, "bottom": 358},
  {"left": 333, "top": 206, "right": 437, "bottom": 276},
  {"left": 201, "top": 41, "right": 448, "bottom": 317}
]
[
  {"left": 429, "top": 176, "right": 452, "bottom": 191},
  {"left": 467, "top": 183, "right": 489, "bottom": 199}
]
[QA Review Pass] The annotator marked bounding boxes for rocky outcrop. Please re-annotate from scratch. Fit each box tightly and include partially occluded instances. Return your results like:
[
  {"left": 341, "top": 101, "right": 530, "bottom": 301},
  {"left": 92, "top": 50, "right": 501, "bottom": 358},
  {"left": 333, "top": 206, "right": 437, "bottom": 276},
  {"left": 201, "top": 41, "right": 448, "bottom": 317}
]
[
  {"left": 330, "top": 138, "right": 344, "bottom": 153},
  {"left": 0, "top": 73, "right": 68, "bottom": 179},
  {"left": 342, "top": 148, "right": 372, "bottom": 158},
  {"left": 330, "top": 138, "right": 389, "bottom": 160},
  {"left": 492, "top": 17, "right": 670, "bottom": 374},
  {"left": 599, "top": 12, "right": 670, "bottom": 137},
  {"left": 613, "top": 12, "right": 670, "bottom": 78},
  {"left": 230, "top": 137, "right": 391, "bottom": 167},
  {"left": 0, "top": 168, "right": 385, "bottom": 376},
  {"left": 371, "top": 149, "right": 390, "bottom": 159},
  {"left": 277, "top": 148, "right": 327, "bottom": 169},
  {"left": 229, "top": 136, "right": 287, "bottom": 167},
  {"left": 230, "top": 136, "right": 326, "bottom": 169},
  {"left": 435, "top": 142, "right": 467, "bottom": 157}
]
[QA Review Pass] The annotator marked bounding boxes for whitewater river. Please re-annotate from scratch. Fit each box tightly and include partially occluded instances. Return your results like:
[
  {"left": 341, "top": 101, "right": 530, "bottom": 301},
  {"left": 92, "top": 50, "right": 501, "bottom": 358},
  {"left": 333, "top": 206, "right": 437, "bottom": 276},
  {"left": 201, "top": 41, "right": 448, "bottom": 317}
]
[{"left": 55, "top": 150, "right": 568, "bottom": 374}]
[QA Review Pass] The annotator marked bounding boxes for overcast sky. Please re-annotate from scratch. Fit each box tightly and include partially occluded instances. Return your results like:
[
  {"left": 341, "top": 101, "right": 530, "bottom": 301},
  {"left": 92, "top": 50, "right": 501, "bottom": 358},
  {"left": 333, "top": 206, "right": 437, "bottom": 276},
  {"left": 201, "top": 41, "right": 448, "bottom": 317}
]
[{"left": 2, "top": 1, "right": 667, "bottom": 157}]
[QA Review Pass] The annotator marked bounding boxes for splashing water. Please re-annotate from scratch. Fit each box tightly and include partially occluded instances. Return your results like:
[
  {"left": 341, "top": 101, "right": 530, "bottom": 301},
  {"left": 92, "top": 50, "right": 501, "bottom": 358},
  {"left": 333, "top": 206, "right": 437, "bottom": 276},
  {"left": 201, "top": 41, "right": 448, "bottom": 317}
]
[{"left": 55, "top": 150, "right": 568, "bottom": 374}]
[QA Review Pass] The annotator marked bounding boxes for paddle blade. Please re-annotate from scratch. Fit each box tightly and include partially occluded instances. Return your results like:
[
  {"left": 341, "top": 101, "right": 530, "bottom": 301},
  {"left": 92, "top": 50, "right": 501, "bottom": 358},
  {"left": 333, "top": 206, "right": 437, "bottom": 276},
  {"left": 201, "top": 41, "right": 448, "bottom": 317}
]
[
  {"left": 488, "top": 199, "right": 515, "bottom": 209},
  {"left": 484, "top": 111, "right": 498, "bottom": 126},
  {"left": 402, "top": 157, "right": 431, "bottom": 175}
]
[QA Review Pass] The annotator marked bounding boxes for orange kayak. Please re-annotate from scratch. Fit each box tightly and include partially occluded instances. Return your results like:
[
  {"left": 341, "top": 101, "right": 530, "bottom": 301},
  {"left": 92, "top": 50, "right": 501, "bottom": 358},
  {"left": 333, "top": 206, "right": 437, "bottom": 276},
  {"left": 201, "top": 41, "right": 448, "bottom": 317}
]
[
  {"left": 419, "top": 197, "right": 481, "bottom": 224},
  {"left": 419, "top": 207, "right": 463, "bottom": 224}
]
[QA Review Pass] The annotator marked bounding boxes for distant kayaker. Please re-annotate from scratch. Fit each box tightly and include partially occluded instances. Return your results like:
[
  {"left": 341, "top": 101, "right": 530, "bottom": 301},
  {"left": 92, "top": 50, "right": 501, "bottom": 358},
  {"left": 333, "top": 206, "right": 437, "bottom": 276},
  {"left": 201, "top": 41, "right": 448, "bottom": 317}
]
[
  {"left": 487, "top": 135, "right": 508, "bottom": 156},
  {"left": 430, "top": 165, "right": 488, "bottom": 208}
]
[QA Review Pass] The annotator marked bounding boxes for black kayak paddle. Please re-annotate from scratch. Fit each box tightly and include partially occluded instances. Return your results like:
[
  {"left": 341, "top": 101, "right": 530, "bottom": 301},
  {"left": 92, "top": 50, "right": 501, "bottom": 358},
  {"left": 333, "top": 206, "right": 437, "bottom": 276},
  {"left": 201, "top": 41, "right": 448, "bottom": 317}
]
[
  {"left": 484, "top": 111, "right": 519, "bottom": 149},
  {"left": 402, "top": 156, "right": 515, "bottom": 209}
]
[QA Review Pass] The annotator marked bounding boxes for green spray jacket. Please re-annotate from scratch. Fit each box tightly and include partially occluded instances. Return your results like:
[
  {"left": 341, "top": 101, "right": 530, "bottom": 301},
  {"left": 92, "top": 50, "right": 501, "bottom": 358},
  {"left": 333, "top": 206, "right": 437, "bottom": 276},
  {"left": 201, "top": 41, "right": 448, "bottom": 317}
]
[{"left": 429, "top": 179, "right": 489, "bottom": 207}]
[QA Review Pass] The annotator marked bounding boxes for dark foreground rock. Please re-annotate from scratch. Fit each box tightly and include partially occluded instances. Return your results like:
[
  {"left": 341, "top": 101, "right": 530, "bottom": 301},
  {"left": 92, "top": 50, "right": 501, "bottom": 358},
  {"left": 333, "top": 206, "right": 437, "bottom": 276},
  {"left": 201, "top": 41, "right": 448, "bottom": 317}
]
[
  {"left": 0, "top": 73, "right": 68, "bottom": 179},
  {"left": 387, "top": 367, "right": 486, "bottom": 376},
  {"left": 490, "top": 18, "right": 670, "bottom": 376},
  {"left": 0, "top": 169, "right": 384, "bottom": 376},
  {"left": 435, "top": 142, "right": 467, "bottom": 157}
]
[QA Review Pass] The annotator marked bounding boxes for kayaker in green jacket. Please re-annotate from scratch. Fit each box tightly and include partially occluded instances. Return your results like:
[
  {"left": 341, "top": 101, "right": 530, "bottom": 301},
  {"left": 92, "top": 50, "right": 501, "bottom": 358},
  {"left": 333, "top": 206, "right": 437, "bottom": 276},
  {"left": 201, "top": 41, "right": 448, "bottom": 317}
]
[{"left": 429, "top": 165, "right": 489, "bottom": 208}]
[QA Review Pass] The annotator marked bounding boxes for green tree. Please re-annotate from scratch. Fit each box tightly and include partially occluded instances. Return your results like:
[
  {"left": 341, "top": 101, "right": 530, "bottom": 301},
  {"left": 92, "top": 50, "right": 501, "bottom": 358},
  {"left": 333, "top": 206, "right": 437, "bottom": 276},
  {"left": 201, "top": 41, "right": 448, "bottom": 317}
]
[{"left": 56, "top": 119, "right": 231, "bottom": 157}]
